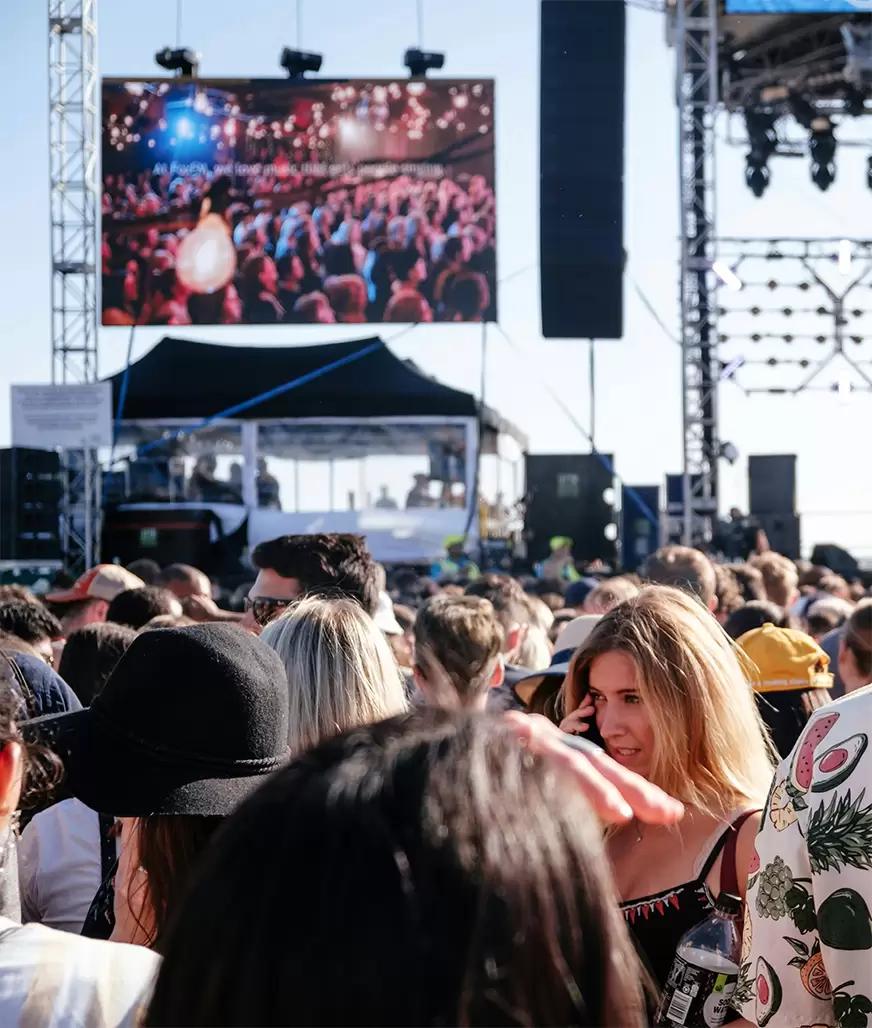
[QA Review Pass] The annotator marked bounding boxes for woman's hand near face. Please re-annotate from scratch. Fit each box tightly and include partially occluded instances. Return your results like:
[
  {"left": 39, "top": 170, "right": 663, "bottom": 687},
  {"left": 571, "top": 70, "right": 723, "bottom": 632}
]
[
  {"left": 110, "top": 817, "right": 154, "bottom": 948},
  {"left": 559, "top": 694, "right": 595, "bottom": 735}
]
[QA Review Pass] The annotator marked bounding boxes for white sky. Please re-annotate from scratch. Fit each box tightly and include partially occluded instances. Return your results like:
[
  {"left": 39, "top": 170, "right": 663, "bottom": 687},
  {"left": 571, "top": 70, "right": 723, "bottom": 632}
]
[{"left": 2, "top": 0, "right": 871, "bottom": 554}]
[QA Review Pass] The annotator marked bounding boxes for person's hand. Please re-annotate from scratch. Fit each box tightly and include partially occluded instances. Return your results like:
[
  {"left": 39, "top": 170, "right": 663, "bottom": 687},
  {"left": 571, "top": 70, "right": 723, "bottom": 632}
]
[
  {"left": 182, "top": 595, "right": 243, "bottom": 624},
  {"left": 559, "top": 696, "right": 595, "bottom": 735},
  {"left": 503, "top": 711, "right": 684, "bottom": 826}
]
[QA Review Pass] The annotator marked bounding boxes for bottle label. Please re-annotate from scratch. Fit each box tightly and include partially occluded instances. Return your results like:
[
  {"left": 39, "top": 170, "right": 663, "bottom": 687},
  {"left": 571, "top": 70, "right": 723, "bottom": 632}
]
[{"left": 657, "top": 954, "right": 738, "bottom": 1028}]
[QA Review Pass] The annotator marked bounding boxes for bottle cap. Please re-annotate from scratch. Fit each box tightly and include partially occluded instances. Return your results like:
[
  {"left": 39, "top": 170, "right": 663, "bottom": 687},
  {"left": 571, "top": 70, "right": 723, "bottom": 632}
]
[{"left": 715, "top": 892, "right": 742, "bottom": 916}]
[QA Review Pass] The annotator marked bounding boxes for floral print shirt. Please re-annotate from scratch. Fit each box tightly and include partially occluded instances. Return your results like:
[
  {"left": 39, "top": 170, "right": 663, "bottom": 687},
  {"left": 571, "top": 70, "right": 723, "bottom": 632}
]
[{"left": 735, "top": 691, "right": 872, "bottom": 1028}]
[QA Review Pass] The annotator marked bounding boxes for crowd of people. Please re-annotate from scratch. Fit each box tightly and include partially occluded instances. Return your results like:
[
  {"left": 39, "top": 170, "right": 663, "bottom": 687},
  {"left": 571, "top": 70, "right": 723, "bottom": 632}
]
[
  {"left": 0, "top": 532, "right": 870, "bottom": 1025},
  {"left": 102, "top": 171, "right": 496, "bottom": 327}
]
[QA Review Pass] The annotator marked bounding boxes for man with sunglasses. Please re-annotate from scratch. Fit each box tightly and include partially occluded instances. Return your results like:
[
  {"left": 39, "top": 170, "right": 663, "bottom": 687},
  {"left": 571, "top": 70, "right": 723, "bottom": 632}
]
[{"left": 242, "top": 533, "right": 380, "bottom": 633}]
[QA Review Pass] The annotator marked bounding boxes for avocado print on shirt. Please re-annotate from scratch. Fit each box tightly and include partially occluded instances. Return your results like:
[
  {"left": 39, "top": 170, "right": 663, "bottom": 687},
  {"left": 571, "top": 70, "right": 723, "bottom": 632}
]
[{"left": 813, "top": 736, "right": 869, "bottom": 793}]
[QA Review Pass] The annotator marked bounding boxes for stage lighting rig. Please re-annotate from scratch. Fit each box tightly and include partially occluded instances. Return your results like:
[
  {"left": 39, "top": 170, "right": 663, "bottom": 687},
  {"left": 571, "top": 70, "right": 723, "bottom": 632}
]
[
  {"left": 155, "top": 47, "right": 199, "bottom": 78},
  {"left": 744, "top": 107, "right": 777, "bottom": 198},
  {"left": 404, "top": 48, "right": 445, "bottom": 77},
  {"left": 280, "top": 47, "right": 322, "bottom": 78},
  {"left": 809, "top": 116, "right": 836, "bottom": 192}
]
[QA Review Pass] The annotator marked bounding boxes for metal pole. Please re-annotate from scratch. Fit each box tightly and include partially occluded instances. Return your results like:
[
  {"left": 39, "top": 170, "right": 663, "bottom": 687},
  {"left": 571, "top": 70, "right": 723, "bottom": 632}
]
[
  {"left": 293, "top": 459, "right": 300, "bottom": 512},
  {"left": 83, "top": 447, "right": 92, "bottom": 567},
  {"left": 589, "top": 339, "right": 596, "bottom": 451},
  {"left": 328, "top": 459, "right": 335, "bottom": 511}
]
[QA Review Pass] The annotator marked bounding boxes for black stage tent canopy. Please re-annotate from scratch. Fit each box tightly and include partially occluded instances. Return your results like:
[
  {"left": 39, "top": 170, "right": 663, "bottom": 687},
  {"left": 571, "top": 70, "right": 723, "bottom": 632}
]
[{"left": 105, "top": 336, "right": 526, "bottom": 446}]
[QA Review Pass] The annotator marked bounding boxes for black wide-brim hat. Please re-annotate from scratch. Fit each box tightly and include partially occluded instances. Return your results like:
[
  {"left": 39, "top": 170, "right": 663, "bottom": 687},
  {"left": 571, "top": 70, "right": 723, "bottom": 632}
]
[{"left": 24, "top": 623, "right": 290, "bottom": 817}]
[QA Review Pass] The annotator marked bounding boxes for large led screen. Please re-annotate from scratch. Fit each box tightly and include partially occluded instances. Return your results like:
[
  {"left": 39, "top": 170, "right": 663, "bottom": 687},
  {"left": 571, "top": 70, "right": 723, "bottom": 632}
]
[
  {"left": 727, "top": 0, "right": 871, "bottom": 11},
  {"left": 101, "top": 79, "right": 496, "bottom": 326}
]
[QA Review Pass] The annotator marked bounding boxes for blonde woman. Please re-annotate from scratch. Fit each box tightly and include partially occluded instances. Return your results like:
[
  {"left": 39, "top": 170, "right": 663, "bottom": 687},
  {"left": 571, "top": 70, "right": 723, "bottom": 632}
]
[
  {"left": 261, "top": 596, "right": 409, "bottom": 753},
  {"left": 557, "top": 586, "right": 775, "bottom": 992}
]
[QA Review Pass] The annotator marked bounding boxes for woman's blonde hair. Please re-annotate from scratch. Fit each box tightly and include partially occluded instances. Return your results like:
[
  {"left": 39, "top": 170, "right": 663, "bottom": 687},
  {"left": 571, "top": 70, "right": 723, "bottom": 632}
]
[
  {"left": 261, "top": 596, "right": 409, "bottom": 753},
  {"left": 558, "top": 586, "right": 775, "bottom": 817}
]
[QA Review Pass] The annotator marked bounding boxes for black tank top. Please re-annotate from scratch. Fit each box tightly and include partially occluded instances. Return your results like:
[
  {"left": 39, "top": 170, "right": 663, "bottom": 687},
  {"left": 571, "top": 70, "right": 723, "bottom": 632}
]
[{"left": 619, "top": 811, "right": 756, "bottom": 992}]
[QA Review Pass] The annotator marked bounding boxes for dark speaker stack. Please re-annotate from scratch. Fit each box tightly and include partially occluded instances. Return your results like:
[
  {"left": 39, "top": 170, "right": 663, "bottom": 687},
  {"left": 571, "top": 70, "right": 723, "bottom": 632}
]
[
  {"left": 540, "top": 0, "right": 626, "bottom": 340},
  {"left": 524, "top": 453, "right": 616, "bottom": 565},
  {"left": 0, "top": 448, "right": 62, "bottom": 562},
  {"left": 748, "top": 455, "right": 800, "bottom": 560}
]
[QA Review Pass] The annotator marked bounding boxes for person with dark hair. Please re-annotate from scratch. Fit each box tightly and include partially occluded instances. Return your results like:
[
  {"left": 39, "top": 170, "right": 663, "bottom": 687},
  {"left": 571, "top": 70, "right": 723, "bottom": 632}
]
[
  {"left": 0, "top": 601, "right": 62, "bottom": 666},
  {"left": 125, "top": 559, "right": 162, "bottom": 586},
  {"left": 0, "top": 657, "right": 157, "bottom": 1022},
  {"left": 25, "top": 624, "right": 290, "bottom": 951},
  {"left": 723, "top": 599, "right": 790, "bottom": 640},
  {"left": 243, "top": 533, "right": 380, "bottom": 631},
  {"left": 442, "top": 270, "right": 490, "bottom": 321},
  {"left": 239, "top": 253, "right": 284, "bottom": 323},
  {"left": 57, "top": 623, "right": 136, "bottom": 708},
  {"left": 712, "top": 563, "right": 743, "bottom": 624},
  {"left": 839, "top": 598, "right": 872, "bottom": 694},
  {"left": 160, "top": 564, "right": 210, "bottom": 603},
  {"left": 726, "top": 561, "right": 767, "bottom": 603},
  {"left": 275, "top": 252, "right": 305, "bottom": 319},
  {"left": 145, "top": 710, "right": 651, "bottom": 1027},
  {"left": 106, "top": 587, "right": 182, "bottom": 631}
]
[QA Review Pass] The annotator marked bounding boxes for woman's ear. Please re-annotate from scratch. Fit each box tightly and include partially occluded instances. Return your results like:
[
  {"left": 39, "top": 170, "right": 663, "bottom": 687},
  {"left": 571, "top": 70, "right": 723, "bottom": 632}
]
[{"left": 0, "top": 743, "right": 23, "bottom": 823}]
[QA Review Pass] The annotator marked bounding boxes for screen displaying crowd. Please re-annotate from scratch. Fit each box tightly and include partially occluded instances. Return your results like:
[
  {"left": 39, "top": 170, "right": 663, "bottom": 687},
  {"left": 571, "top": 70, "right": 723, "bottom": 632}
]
[{"left": 101, "top": 78, "right": 497, "bottom": 327}]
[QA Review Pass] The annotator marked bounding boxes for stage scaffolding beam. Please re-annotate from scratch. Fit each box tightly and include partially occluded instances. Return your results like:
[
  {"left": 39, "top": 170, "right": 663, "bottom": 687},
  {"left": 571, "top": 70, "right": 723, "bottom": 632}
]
[
  {"left": 49, "top": 0, "right": 100, "bottom": 572},
  {"left": 676, "top": 0, "right": 721, "bottom": 545}
]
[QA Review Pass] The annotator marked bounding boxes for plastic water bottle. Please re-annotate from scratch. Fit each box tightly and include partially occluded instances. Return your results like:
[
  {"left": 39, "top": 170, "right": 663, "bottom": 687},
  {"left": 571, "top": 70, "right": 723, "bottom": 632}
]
[{"left": 655, "top": 893, "right": 742, "bottom": 1028}]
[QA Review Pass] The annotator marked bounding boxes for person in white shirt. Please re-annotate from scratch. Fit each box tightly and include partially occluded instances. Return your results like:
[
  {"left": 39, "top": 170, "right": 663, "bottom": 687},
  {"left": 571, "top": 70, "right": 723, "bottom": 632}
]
[{"left": 18, "top": 797, "right": 116, "bottom": 935}]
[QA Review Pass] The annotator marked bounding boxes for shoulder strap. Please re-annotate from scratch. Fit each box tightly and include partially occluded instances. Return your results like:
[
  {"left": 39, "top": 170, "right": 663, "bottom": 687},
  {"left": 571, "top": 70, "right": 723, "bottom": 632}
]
[
  {"left": 97, "top": 813, "right": 117, "bottom": 882},
  {"left": 697, "top": 810, "right": 759, "bottom": 890},
  {"left": 721, "top": 810, "right": 758, "bottom": 897}
]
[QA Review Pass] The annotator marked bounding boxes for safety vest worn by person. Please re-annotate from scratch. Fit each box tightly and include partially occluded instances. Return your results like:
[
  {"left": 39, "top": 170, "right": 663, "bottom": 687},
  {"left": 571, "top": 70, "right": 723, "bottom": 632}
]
[
  {"left": 430, "top": 556, "right": 481, "bottom": 581},
  {"left": 539, "top": 557, "right": 581, "bottom": 583}
]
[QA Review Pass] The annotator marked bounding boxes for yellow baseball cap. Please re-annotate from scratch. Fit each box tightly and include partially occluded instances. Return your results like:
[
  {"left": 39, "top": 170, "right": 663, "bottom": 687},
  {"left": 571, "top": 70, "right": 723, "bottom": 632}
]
[
  {"left": 549, "top": 536, "right": 573, "bottom": 551},
  {"left": 737, "top": 623, "right": 833, "bottom": 694}
]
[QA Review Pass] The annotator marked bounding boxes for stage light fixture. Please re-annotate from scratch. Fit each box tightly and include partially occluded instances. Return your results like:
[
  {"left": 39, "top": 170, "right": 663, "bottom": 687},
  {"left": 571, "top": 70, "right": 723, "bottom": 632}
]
[
  {"left": 712, "top": 261, "right": 743, "bottom": 291},
  {"left": 809, "top": 117, "right": 836, "bottom": 191},
  {"left": 403, "top": 48, "right": 445, "bottom": 77},
  {"left": 744, "top": 107, "right": 777, "bottom": 198},
  {"left": 719, "top": 442, "right": 740, "bottom": 465},
  {"left": 155, "top": 47, "right": 199, "bottom": 77},
  {"left": 279, "top": 47, "right": 323, "bottom": 78}
]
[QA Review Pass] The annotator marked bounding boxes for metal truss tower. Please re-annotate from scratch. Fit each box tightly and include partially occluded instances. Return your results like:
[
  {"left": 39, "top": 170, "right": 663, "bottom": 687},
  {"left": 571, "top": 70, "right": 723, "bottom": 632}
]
[
  {"left": 675, "top": 0, "right": 720, "bottom": 545},
  {"left": 49, "top": 0, "right": 100, "bottom": 572}
]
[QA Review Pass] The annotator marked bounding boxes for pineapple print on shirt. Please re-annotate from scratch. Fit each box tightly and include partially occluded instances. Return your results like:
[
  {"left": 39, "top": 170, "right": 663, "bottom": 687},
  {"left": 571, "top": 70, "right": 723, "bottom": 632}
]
[{"left": 735, "top": 700, "right": 872, "bottom": 1028}]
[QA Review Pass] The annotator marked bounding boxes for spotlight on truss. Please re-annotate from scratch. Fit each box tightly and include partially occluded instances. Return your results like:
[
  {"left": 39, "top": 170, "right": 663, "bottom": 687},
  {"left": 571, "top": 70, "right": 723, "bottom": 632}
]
[
  {"left": 403, "top": 48, "right": 445, "bottom": 77},
  {"left": 810, "top": 116, "right": 836, "bottom": 192},
  {"left": 155, "top": 47, "right": 199, "bottom": 77},
  {"left": 712, "top": 261, "right": 743, "bottom": 292},
  {"left": 744, "top": 107, "right": 777, "bottom": 197},
  {"left": 279, "top": 47, "right": 323, "bottom": 78}
]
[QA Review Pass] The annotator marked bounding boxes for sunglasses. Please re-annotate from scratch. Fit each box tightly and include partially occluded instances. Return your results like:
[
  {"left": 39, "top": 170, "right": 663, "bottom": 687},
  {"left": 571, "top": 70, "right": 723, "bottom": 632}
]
[{"left": 243, "top": 596, "right": 293, "bottom": 626}]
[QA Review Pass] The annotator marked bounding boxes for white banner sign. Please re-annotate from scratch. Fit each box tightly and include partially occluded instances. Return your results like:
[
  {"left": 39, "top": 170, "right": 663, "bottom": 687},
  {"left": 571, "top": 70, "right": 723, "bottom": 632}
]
[{"left": 11, "top": 383, "right": 113, "bottom": 449}]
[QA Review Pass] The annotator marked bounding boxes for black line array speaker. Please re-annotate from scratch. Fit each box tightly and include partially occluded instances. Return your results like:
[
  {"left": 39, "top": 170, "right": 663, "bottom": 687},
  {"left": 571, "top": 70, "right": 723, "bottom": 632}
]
[
  {"left": 0, "top": 449, "right": 62, "bottom": 562},
  {"left": 540, "top": 0, "right": 626, "bottom": 340},
  {"left": 749, "top": 455, "right": 796, "bottom": 515},
  {"left": 524, "top": 453, "right": 616, "bottom": 565},
  {"left": 756, "top": 513, "right": 801, "bottom": 561}
]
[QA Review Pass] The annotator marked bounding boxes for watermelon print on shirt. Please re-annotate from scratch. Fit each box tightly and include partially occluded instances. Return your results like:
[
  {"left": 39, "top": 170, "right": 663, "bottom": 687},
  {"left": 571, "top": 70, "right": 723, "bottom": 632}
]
[{"left": 735, "top": 693, "right": 872, "bottom": 1028}]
